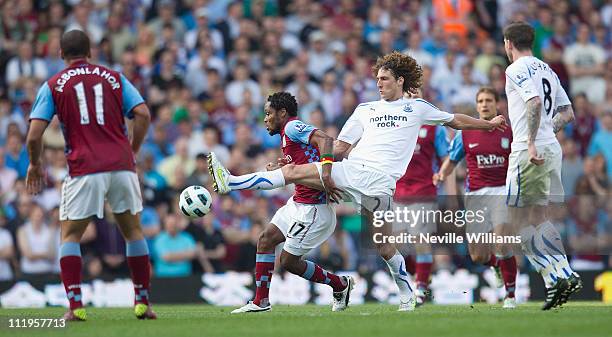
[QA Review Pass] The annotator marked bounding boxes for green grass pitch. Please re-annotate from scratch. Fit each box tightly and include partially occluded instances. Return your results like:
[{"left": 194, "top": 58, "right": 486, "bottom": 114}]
[{"left": 1, "top": 302, "right": 611, "bottom": 337}]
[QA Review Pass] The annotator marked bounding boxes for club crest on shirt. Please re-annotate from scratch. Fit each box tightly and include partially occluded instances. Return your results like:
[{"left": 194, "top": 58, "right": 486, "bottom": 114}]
[
  {"left": 515, "top": 72, "right": 528, "bottom": 86},
  {"left": 419, "top": 128, "right": 428, "bottom": 138},
  {"left": 294, "top": 122, "right": 308, "bottom": 133},
  {"left": 501, "top": 137, "right": 510, "bottom": 149},
  {"left": 403, "top": 104, "right": 413, "bottom": 113}
]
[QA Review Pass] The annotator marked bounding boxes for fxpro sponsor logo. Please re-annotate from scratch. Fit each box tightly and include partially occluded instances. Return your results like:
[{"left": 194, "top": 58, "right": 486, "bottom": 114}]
[{"left": 476, "top": 154, "right": 506, "bottom": 168}]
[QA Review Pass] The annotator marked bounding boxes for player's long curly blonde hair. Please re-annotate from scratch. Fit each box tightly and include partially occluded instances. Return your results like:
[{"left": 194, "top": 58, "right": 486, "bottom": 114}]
[{"left": 372, "top": 51, "right": 423, "bottom": 94}]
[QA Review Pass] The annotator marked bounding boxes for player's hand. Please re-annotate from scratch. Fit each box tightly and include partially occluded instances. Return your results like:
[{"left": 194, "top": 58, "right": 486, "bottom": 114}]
[
  {"left": 489, "top": 115, "right": 507, "bottom": 132},
  {"left": 277, "top": 157, "right": 289, "bottom": 167},
  {"left": 321, "top": 173, "right": 343, "bottom": 204},
  {"left": 432, "top": 172, "right": 445, "bottom": 186},
  {"left": 26, "top": 163, "right": 45, "bottom": 195},
  {"left": 528, "top": 142, "right": 545, "bottom": 165}
]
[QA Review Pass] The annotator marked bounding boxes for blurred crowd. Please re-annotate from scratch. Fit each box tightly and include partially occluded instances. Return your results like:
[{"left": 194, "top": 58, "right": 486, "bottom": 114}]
[{"left": 0, "top": 0, "right": 611, "bottom": 281}]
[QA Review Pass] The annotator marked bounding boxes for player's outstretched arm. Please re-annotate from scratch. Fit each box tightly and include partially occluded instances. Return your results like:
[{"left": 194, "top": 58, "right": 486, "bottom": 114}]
[
  {"left": 25, "top": 119, "right": 50, "bottom": 195},
  {"left": 552, "top": 104, "right": 575, "bottom": 133},
  {"left": 309, "top": 130, "right": 343, "bottom": 203},
  {"left": 130, "top": 103, "right": 151, "bottom": 154},
  {"left": 446, "top": 114, "right": 507, "bottom": 132}
]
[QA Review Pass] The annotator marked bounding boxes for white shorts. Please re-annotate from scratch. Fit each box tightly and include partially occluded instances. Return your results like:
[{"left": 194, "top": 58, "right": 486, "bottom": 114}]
[
  {"left": 60, "top": 170, "right": 143, "bottom": 221},
  {"left": 271, "top": 197, "right": 336, "bottom": 256},
  {"left": 506, "top": 142, "right": 564, "bottom": 207},
  {"left": 392, "top": 202, "right": 437, "bottom": 234},
  {"left": 315, "top": 159, "right": 396, "bottom": 213},
  {"left": 465, "top": 186, "right": 508, "bottom": 234}
]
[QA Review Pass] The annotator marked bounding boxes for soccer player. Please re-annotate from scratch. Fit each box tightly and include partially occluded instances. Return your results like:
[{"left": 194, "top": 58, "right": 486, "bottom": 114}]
[
  {"left": 502, "top": 22, "right": 581, "bottom": 310},
  {"left": 209, "top": 51, "right": 506, "bottom": 311},
  {"left": 26, "top": 30, "right": 154, "bottom": 320},
  {"left": 231, "top": 92, "right": 354, "bottom": 313},
  {"left": 394, "top": 90, "right": 450, "bottom": 306},
  {"left": 434, "top": 87, "right": 518, "bottom": 309}
]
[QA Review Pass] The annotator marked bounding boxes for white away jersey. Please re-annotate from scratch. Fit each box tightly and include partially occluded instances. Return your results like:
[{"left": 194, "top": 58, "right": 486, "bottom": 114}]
[
  {"left": 505, "top": 56, "right": 571, "bottom": 151},
  {"left": 337, "top": 97, "right": 454, "bottom": 181}
]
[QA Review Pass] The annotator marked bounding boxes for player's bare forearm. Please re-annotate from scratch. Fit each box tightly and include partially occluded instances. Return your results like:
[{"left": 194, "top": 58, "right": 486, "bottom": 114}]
[
  {"left": 310, "top": 130, "right": 334, "bottom": 175},
  {"left": 526, "top": 96, "right": 542, "bottom": 144},
  {"left": 130, "top": 103, "right": 151, "bottom": 154},
  {"left": 446, "top": 114, "right": 506, "bottom": 131},
  {"left": 438, "top": 158, "right": 457, "bottom": 181},
  {"left": 26, "top": 119, "right": 49, "bottom": 165},
  {"left": 552, "top": 104, "right": 575, "bottom": 133}
]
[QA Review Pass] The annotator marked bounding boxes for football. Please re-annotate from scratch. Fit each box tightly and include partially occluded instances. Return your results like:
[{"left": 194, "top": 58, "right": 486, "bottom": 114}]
[{"left": 179, "top": 185, "right": 213, "bottom": 218}]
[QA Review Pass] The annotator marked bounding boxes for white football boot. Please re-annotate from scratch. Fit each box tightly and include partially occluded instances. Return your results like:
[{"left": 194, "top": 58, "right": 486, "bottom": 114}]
[
  {"left": 398, "top": 293, "right": 417, "bottom": 312},
  {"left": 231, "top": 301, "right": 271, "bottom": 314},
  {"left": 207, "top": 152, "right": 231, "bottom": 194},
  {"left": 502, "top": 297, "right": 516, "bottom": 309},
  {"left": 332, "top": 276, "right": 355, "bottom": 312}
]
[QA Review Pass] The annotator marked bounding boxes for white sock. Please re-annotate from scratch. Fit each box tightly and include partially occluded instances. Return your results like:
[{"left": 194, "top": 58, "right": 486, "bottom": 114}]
[
  {"left": 535, "top": 221, "right": 575, "bottom": 278},
  {"left": 519, "top": 225, "right": 557, "bottom": 287},
  {"left": 228, "top": 169, "right": 286, "bottom": 191},
  {"left": 384, "top": 251, "right": 414, "bottom": 297}
]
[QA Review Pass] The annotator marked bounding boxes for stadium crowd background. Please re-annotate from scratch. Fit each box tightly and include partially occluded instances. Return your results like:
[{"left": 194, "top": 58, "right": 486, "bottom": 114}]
[{"left": 0, "top": 0, "right": 610, "bottom": 282}]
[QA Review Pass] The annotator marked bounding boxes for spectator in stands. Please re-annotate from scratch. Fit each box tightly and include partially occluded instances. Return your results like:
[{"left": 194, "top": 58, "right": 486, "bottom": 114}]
[
  {"left": 561, "top": 138, "right": 584, "bottom": 197},
  {"left": 588, "top": 111, "right": 612, "bottom": 178},
  {"left": 0, "top": 210, "right": 14, "bottom": 280},
  {"left": 16, "top": 204, "right": 56, "bottom": 275},
  {"left": 4, "top": 133, "right": 28, "bottom": 179},
  {"left": 563, "top": 24, "right": 606, "bottom": 104},
  {"left": 5, "top": 41, "right": 47, "bottom": 93},
  {"left": 188, "top": 215, "right": 226, "bottom": 273},
  {"left": 0, "top": 147, "right": 18, "bottom": 199},
  {"left": 153, "top": 213, "right": 197, "bottom": 277},
  {"left": 157, "top": 137, "right": 196, "bottom": 189}
]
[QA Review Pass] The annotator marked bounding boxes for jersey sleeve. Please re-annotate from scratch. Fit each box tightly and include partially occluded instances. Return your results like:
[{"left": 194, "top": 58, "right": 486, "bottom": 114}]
[
  {"left": 29, "top": 83, "right": 56, "bottom": 121},
  {"left": 121, "top": 74, "right": 145, "bottom": 119},
  {"left": 415, "top": 99, "right": 455, "bottom": 125},
  {"left": 448, "top": 131, "right": 465, "bottom": 162},
  {"left": 434, "top": 125, "right": 449, "bottom": 158},
  {"left": 505, "top": 64, "right": 539, "bottom": 102},
  {"left": 554, "top": 74, "right": 571, "bottom": 108},
  {"left": 284, "top": 120, "right": 317, "bottom": 144},
  {"left": 337, "top": 107, "right": 364, "bottom": 145}
]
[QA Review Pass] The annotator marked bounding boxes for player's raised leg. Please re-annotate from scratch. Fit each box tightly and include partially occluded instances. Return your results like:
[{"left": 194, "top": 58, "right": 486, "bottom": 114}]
[
  {"left": 59, "top": 219, "right": 90, "bottom": 321},
  {"left": 208, "top": 152, "right": 323, "bottom": 193}
]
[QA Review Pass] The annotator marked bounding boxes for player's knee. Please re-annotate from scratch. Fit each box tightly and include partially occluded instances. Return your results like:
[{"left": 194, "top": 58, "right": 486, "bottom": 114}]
[{"left": 375, "top": 242, "right": 396, "bottom": 260}]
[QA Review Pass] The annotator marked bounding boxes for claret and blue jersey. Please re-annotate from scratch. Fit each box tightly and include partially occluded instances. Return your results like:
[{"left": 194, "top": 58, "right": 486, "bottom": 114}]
[
  {"left": 280, "top": 118, "right": 326, "bottom": 204},
  {"left": 29, "top": 61, "right": 145, "bottom": 177}
]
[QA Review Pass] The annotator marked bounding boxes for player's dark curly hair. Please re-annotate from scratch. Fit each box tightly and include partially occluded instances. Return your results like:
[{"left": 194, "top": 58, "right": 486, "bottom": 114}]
[
  {"left": 372, "top": 51, "right": 423, "bottom": 94},
  {"left": 267, "top": 92, "right": 298, "bottom": 117}
]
